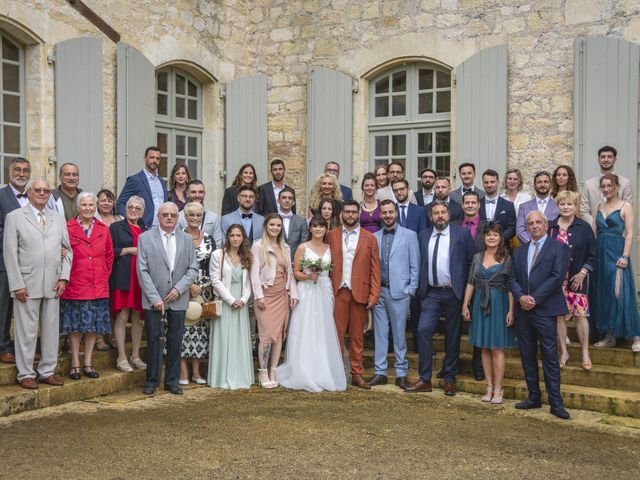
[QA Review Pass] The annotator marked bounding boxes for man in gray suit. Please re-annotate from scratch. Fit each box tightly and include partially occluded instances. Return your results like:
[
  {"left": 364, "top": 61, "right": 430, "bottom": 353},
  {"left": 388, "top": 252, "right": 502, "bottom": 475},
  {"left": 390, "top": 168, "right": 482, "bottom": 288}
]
[
  {"left": 221, "top": 184, "right": 264, "bottom": 242},
  {"left": 137, "top": 202, "right": 198, "bottom": 395},
  {"left": 279, "top": 189, "right": 308, "bottom": 260},
  {"left": 449, "top": 162, "right": 485, "bottom": 205},
  {"left": 3, "top": 179, "right": 72, "bottom": 389},
  {"left": 176, "top": 179, "right": 223, "bottom": 247},
  {"left": 0, "top": 157, "right": 31, "bottom": 364}
]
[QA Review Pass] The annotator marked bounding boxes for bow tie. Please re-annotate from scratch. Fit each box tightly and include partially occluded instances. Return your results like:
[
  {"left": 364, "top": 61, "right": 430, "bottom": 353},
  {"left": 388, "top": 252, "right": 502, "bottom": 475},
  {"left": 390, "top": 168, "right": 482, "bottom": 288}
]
[
  {"left": 16, "top": 193, "right": 27, "bottom": 199},
  {"left": 280, "top": 212, "right": 293, "bottom": 219},
  {"left": 463, "top": 188, "right": 472, "bottom": 193},
  {"left": 242, "top": 213, "right": 252, "bottom": 219},
  {"left": 485, "top": 199, "right": 496, "bottom": 205},
  {"left": 383, "top": 228, "right": 396, "bottom": 235}
]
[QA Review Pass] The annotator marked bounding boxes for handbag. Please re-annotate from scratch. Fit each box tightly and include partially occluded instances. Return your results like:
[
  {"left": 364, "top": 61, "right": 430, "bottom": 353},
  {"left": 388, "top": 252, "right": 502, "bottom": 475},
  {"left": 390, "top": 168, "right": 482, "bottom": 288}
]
[{"left": 193, "top": 288, "right": 221, "bottom": 320}]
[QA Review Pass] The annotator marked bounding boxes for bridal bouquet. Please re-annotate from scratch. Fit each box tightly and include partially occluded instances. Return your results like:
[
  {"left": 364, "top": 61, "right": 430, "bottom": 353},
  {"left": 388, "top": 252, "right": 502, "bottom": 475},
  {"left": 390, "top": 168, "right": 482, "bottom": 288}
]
[{"left": 299, "top": 258, "right": 332, "bottom": 284}]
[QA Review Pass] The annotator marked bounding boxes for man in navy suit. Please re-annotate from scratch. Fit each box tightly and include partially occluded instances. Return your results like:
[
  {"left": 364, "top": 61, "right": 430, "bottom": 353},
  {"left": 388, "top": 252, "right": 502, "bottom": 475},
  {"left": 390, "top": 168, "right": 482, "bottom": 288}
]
[
  {"left": 425, "top": 177, "right": 464, "bottom": 227},
  {"left": 117, "top": 146, "right": 168, "bottom": 228},
  {"left": 256, "top": 158, "right": 296, "bottom": 216},
  {"left": 392, "top": 179, "right": 427, "bottom": 235},
  {"left": 480, "top": 169, "right": 516, "bottom": 242},
  {"left": 324, "top": 161, "right": 352, "bottom": 201},
  {"left": 510, "top": 210, "right": 570, "bottom": 419},
  {"left": 221, "top": 184, "right": 264, "bottom": 242},
  {"left": 406, "top": 201, "right": 476, "bottom": 396}
]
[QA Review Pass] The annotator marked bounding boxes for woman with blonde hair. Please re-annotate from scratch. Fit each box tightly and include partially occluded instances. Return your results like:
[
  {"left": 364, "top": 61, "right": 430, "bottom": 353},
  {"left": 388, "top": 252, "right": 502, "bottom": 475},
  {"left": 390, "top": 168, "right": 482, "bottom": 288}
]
[
  {"left": 500, "top": 168, "right": 531, "bottom": 216},
  {"left": 250, "top": 214, "right": 299, "bottom": 388},
  {"left": 308, "top": 173, "right": 343, "bottom": 219}
]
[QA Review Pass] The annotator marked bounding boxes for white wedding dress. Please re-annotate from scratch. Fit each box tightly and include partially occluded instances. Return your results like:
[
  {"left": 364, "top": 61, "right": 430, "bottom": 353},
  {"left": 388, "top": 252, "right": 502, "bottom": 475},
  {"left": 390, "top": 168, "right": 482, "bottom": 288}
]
[{"left": 277, "top": 246, "right": 347, "bottom": 392}]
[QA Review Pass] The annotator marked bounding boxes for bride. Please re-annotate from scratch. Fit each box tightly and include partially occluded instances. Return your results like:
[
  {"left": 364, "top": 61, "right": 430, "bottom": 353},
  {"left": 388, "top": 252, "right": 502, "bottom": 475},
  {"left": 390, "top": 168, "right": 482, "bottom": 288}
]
[{"left": 277, "top": 216, "right": 347, "bottom": 392}]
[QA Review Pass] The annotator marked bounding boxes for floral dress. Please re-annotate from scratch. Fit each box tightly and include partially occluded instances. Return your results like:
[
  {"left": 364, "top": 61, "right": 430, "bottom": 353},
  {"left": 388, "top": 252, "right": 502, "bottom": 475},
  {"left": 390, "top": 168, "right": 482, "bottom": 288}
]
[{"left": 554, "top": 228, "right": 589, "bottom": 317}]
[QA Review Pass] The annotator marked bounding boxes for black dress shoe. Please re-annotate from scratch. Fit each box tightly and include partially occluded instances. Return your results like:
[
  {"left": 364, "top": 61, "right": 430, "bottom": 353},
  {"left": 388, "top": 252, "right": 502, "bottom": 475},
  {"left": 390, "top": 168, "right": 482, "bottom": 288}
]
[
  {"left": 165, "top": 385, "right": 184, "bottom": 395},
  {"left": 143, "top": 385, "right": 157, "bottom": 395},
  {"left": 395, "top": 376, "right": 409, "bottom": 390},
  {"left": 473, "top": 371, "right": 485, "bottom": 381},
  {"left": 550, "top": 406, "right": 570, "bottom": 420},
  {"left": 366, "top": 374, "right": 388, "bottom": 387},
  {"left": 436, "top": 369, "right": 444, "bottom": 379},
  {"left": 515, "top": 399, "right": 542, "bottom": 410}
]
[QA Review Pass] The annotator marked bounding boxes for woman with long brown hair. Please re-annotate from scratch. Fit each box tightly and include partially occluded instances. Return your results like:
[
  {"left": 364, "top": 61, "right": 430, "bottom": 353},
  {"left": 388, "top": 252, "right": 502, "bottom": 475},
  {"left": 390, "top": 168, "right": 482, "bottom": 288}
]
[
  {"left": 221, "top": 163, "right": 258, "bottom": 215},
  {"left": 168, "top": 163, "right": 191, "bottom": 211},
  {"left": 551, "top": 165, "right": 578, "bottom": 198}
]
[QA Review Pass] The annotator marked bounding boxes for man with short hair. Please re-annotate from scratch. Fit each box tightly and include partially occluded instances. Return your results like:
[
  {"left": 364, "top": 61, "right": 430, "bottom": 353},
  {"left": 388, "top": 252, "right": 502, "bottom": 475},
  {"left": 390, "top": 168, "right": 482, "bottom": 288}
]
[
  {"left": 117, "top": 147, "right": 168, "bottom": 228},
  {"left": 177, "top": 179, "right": 223, "bottom": 248},
  {"left": 391, "top": 178, "right": 426, "bottom": 235},
  {"left": 0, "top": 158, "right": 31, "bottom": 364},
  {"left": 580, "top": 145, "right": 633, "bottom": 230},
  {"left": 376, "top": 162, "right": 417, "bottom": 204},
  {"left": 278, "top": 189, "right": 307, "bottom": 261},
  {"left": 510, "top": 210, "right": 570, "bottom": 420},
  {"left": 221, "top": 184, "right": 264, "bottom": 241},
  {"left": 48, "top": 163, "right": 82, "bottom": 220},
  {"left": 324, "top": 161, "right": 353, "bottom": 201},
  {"left": 257, "top": 159, "right": 296, "bottom": 216},
  {"left": 137, "top": 202, "right": 198, "bottom": 395},
  {"left": 4, "top": 179, "right": 72, "bottom": 389},
  {"left": 516, "top": 171, "right": 559, "bottom": 243},
  {"left": 449, "top": 162, "right": 485, "bottom": 205},
  {"left": 479, "top": 169, "right": 516, "bottom": 242},
  {"left": 424, "top": 177, "right": 464, "bottom": 227},
  {"left": 415, "top": 168, "right": 437, "bottom": 207},
  {"left": 368, "top": 199, "right": 420, "bottom": 390}
]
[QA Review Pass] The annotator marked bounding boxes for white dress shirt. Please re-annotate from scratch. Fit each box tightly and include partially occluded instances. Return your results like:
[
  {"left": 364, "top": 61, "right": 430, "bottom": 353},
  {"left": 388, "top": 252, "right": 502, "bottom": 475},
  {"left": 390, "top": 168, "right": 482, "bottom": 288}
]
[
  {"left": 484, "top": 194, "right": 499, "bottom": 220},
  {"left": 144, "top": 168, "right": 164, "bottom": 227},
  {"left": 536, "top": 195, "right": 550, "bottom": 213},
  {"left": 428, "top": 225, "right": 451, "bottom": 287},
  {"left": 161, "top": 229, "right": 177, "bottom": 272},
  {"left": 280, "top": 211, "right": 292, "bottom": 238},
  {"left": 10, "top": 185, "right": 29, "bottom": 208}
]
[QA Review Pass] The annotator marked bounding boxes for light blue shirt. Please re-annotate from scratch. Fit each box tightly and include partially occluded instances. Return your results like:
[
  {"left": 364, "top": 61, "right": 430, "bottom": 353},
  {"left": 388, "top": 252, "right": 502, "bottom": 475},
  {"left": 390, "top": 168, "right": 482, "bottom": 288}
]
[
  {"left": 143, "top": 168, "right": 164, "bottom": 227},
  {"left": 428, "top": 225, "right": 451, "bottom": 286},
  {"left": 527, "top": 234, "right": 548, "bottom": 274}
]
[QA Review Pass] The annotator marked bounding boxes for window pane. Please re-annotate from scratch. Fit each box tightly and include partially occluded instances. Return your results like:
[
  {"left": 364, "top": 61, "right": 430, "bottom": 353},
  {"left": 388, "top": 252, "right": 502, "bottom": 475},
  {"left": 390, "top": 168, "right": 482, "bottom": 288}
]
[
  {"left": 2, "top": 38, "right": 19, "bottom": 62},
  {"left": 187, "top": 99, "right": 197, "bottom": 120},
  {"left": 157, "top": 132, "right": 168, "bottom": 154},
  {"left": 3, "top": 125, "right": 20, "bottom": 153},
  {"left": 175, "top": 135, "right": 185, "bottom": 156},
  {"left": 375, "top": 135, "right": 388, "bottom": 156},
  {"left": 392, "top": 135, "right": 406, "bottom": 156},
  {"left": 2, "top": 63, "right": 19, "bottom": 93},
  {"left": 435, "top": 132, "right": 451, "bottom": 152},
  {"left": 375, "top": 76, "right": 389, "bottom": 94},
  {"left": 417, "top": 133, "right": 432, "bottom": 154},
  {"left": 188, "top": 136, "right": 197, "bottom": 156},
  {"left": 375, "top": 97, "right": 388, "bottom": 117},
  {"left": 3, "top": 94, "right": 19, "bottom": 123},
  {"left": 418, "top": 69, "right": 433, "bottom": 90},
  {"left": 157, "top": 94, "right": 167, "bottom": 115},
  {"left": 418, "top": 93, "right": 433, "bottom": 114},
  {"left": 188, "top": 159, "right": 197, "bottom": 176},
  {"left": 435, "top": 156, "right": 450, "bottom": 177},
  {"left": 2, "top": 156, "right": 13, "bottom": 183},
  {"left": 436, "top": 71, "right": 451, "bottom": 88},
  {"left": 188, "top": 80, "right": 197, "bottom": 97},
  {"left": 157, "top": 71, "right": 168, "bottom": 92},
  {"left": 392, "top": 71, "right": 406, "bottom": 92},
  {"left": 158, "top": 155, "right": 168, "bottom": 179},
  {"left": 175, "top": 96, "right": 185, "bottom": 118},
  {"left": 175, "top": 74, "right": 186, "bottom": 95},
  {"left": 436, "top": 92, "right": 451, "bottom": 113},
  {"left": 392, "top": 94, "right": 406, "bottom": 116},
  {"left": 417, "top": 156, "right": 432, "bottom": 174}
]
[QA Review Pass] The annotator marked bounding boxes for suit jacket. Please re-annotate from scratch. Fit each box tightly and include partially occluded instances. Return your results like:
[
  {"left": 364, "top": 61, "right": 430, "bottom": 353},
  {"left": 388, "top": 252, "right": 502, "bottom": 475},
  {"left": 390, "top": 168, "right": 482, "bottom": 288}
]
[
  {"left": 340, "top": 184, "right": 353, "bottom": 202},
  {"left": 177, "top": 209, "right": 222, "bottom": 248},
  {"left": 221, "top": 209, "right": 264, "bottom": 241},
  {"left": 417, "top": 224, "right": 475, "bottom": 301},
  {"left": 221, "top": 186, "right": 240, "bottom": 216},
  {"left": 136, "top": 227, "right": 198, "bottom": 310},
  {"left": 374, "top": 226, "right": 420, "bottom": 299},
  {"left": 580, "top": 174, "right": 633, "bottom": 229},
  {"left": 283, "top": 214, "right": 308, "bottom": 260},
  {"left": 509, "top": 237, "right": 569, "bottom": 318},
  {"left": 328, "top": 227, "right": 380, "bottom": 306},
  {"left": 117, "top": 170, "right": 168, "bottom": 228},
  {"left": 424, "top": 199, "right": 464, "bottom": 228},
  {"left": 397, "top": 203, "right": 427, "bottom": 235},
  {"left": 256, "top": 182, "right": 296, "bottom": 216},
  {"left": 414, "top": 189, "right": 435, "bottom": 207},
  {"left": 449, "top": 185, "right": 485, "bottom": 205},
  {"left": 0, "top": 184, "right": 22, "bottom": 272},
  {"left": 547, "top": 217, "right": 596, "bottom": 293},
  {"left": 516, "top": 197, "right": 559, "bottom": 243},
  {"left": 3, "top": 205, "right": 72, "bottom": 298},
  {"left": 109, "top": 219, "right": 148, "bottom": 291},
  {"left": 209, "top": 249, "right": 252, "bottom": 306},
  {"left": 479, "top": 196, "right": 516, "bottom": 241}
]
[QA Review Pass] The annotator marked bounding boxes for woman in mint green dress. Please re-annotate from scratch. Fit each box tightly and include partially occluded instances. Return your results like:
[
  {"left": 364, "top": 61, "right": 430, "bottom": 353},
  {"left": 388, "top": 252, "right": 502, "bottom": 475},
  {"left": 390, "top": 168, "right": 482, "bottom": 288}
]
[{"left": 208, "top": 225, "right": 254, "bottom": 388}]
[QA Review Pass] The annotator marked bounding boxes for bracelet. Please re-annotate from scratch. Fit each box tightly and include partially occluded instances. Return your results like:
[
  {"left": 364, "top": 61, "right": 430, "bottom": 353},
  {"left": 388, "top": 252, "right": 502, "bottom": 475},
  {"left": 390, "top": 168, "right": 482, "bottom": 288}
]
[{"left": 620, "top": 255, "right": 629, "bottom": 261}]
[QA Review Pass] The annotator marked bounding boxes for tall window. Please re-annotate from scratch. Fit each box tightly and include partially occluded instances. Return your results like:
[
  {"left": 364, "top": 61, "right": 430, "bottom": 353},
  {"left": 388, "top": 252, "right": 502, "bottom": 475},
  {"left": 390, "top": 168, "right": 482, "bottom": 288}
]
[
  {"left": 0, "top": 32, "right": 23, "bottom": 184},
  {"left": 369, "top": 63, "right": 451, "bottom": 189},
  {"left": 155, "top": 67, "right": 202, "bottom": 182}
]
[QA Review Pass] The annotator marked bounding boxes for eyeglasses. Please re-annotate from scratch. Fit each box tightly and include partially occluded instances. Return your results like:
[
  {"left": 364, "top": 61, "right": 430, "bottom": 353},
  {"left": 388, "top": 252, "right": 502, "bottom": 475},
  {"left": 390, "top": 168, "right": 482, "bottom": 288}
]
[
  {"left": 31, "top": 188, "right": 50, "bottom": 194},
  {"left": 127, "top": 205, "right": 143, "bottom": 212},
  {"left": 160, "top": 212, "right": 178, "bottom": 218},
  {"left": 12, "top": 167, "right": 30, "bottom": 174}
]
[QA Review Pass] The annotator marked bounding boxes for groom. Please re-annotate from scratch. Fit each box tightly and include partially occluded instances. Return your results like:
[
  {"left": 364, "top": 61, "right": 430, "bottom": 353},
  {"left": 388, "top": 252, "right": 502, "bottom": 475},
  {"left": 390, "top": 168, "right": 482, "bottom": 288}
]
[{"left": 328, "top": 200, "right": 380, "bottom": 389}]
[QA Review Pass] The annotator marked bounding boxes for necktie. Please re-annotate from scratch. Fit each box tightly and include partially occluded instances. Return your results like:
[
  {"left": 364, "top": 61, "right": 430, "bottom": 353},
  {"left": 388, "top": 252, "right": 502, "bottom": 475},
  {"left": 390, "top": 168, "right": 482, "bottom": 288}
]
[
  {"left": 432, "top": 233, "right": 442, "bottom": 286},
  {"left": 38, "top": 211, "right": 45, "bottom": 230},
  {"left": 465, "top": 219, "right": 472, "bottom": 228},
  {"left": 399, "top": 205, "right": 407, "bottom": 226},
  {"left": 164, "top": 233, "right": 175, "bottom": 272},
  {"left": 242, "top": 213, "right": 253, "bottom": 219},
  {"left": 530, "top": 241, "right": 540, "bottom": 273},
  {"left": 538, "top": 199, "right": 547, "bottom": 210}
]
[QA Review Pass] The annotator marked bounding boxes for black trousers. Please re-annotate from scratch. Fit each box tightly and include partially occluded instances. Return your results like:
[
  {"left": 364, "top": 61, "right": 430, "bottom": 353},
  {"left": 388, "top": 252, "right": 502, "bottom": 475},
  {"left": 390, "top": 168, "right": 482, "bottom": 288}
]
[{"left": 144, "top": 309, "right": 185, "bottom": 389}]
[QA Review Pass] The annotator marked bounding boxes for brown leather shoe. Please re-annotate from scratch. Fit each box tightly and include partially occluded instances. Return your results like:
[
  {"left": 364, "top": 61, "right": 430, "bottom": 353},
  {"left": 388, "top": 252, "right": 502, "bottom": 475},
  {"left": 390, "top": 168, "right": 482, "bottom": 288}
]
[
  {"left": 0, "top": 352, "right": 15, "bottom": 364},
  {"left": 405, "top": 379, "right": 432, "bottom": 393},
  {"left": 351, "top": 375, "right": 371, "bottom": 390},
  {"left": 39, "top": 374, "right": 64, "bottom": 386},
  {"left": 395, "top": 376, "right": 410, "bottom": 390},
  {"left": 19, "top": 377, "right": 38, "bottom": 389},
  {"left": 366, "top": 374, "right": 388, "bottom": 387},
  {"left": 444, "top": 381, "right": 456, "bottom": 396}
]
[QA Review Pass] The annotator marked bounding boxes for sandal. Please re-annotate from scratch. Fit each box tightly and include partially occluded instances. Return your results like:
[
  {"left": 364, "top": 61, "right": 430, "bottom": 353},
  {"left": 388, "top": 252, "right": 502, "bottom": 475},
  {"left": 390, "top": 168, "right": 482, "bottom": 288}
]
[
  {"left": 258, "top": 369, "right": 275, "bottom": 389},
  {"left": 481, "top": 386, "right": 494, "bottom": 402},
  {"left": 95, "top": 337, "right": 111, "bottom": 352},
  {"left": 83, "top": 366, "right": 100, "bottom": 379},
  {"left": 491, "top": 388, "right": 504, "bottom": 404},
  {"left": 69, "top": 366, "right": 81, "bottom": 381},
  {"left": 269, "top": 368, "right": 279, "bottom": 388}
]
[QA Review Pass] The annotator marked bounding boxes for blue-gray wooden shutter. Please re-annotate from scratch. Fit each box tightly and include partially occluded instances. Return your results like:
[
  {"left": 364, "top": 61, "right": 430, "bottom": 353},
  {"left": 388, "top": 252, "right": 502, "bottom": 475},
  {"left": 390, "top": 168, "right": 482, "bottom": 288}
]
[
  {"left": 455, "top": 45, "right": 507, "bottom": 185},
  {"left": 54, "top": 37, "right": 103, "bottom": 193},
  {"left": 224, "top": 75, "right": 268, "bottom": 184},
  {"left": 307, "top": 67, "right": 354, "bottom": 193},
  {"left": 116, "top": 42, "right": 155, "bottom": 192}
]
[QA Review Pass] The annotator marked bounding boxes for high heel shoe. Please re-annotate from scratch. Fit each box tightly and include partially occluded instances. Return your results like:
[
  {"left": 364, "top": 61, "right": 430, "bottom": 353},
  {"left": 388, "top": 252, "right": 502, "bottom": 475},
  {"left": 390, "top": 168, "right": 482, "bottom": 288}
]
[
  {"left": 82, "top": 366, "right": 99, "bottom": 379},
  {"left": 491, "top": 388, "right": 504, "bottom": 404},
  {"left": 481, "top": 386, "right": 494, "bottom": 402},
  {"left": 258, "top": 369, "right": 275, "bottom": 389},
  {"left": 69, "top": 366, "right": 81, "bottom": 381},
  {"left": 269, "top": 368, "right": 279, "bottom": 388}
]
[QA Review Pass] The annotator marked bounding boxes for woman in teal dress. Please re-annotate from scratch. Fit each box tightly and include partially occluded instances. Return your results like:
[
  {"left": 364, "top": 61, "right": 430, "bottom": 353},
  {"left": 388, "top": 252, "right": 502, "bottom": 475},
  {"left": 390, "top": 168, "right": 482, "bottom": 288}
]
[
  {"left": 209, "top": 225, "right": 255, "bottom": 388},
  {"left": 462, "top": 223, "right": 515, "bottom": 405},
  {"left": 592, "top": 174, "right": 640, "bottom": 352}
]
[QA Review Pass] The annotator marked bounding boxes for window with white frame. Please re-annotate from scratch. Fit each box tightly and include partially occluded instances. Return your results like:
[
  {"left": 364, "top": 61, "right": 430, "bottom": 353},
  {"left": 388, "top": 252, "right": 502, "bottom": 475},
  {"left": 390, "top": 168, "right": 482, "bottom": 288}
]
[
  {"left": 155, "top": 67, "right": 203, "bottom": 182},
  {"left": 0, "top": 32, "right": 24, "bottom": 184},
  {"left": 369, "top": 63, "right": 451, "bottom": 189}
]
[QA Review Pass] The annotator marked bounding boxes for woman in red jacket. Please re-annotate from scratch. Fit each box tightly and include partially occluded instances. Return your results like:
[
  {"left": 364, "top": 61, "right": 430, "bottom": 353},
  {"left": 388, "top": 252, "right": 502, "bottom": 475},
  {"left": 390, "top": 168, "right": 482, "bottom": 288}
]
[{"left": 61, "top": 192, "right": 114, "bottom": 380}]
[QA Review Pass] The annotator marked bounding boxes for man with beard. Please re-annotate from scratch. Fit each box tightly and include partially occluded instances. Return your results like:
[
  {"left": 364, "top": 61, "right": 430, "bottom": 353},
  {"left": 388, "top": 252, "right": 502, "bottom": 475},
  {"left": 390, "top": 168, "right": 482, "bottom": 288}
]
[
  {"left": 424, "top": 177, "right": 464, "bottom": 227},
  {"left": 415, "top": 168, "right": 437, "bottom": 207},
  {"left": 376, "top": 162, "right": 417, "bottom": 204},
  {"left": 479, "top": 169, "right": 516, "bottom": 242},
  {"left": 516, "top": 171, "right": 559, "bottom": 243},
  {"left": 392, "top": 179, "right": 426, "bottom": 235},
  {"left": 406, "top": 201, "right": 475, "bottom": 396},
  {"left": 257, "top": 158, "right": 296, "bottom": 215},
  {"left": 176, "top": 179, "right": 223, "bottom": 248}
]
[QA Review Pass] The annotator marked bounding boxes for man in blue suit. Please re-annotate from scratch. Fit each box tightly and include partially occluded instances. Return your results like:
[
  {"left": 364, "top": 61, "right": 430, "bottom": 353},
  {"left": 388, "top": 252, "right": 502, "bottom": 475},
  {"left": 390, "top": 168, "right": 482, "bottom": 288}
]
[
  {"left": 367, "top": 200, "right": 420, "bottom": 390},
  {"left": 392, "top": 179, "right": 427, "bottom": 235},
  {"left": 221, "top": 184, "right": 264, "bottom": 242},
  {"left": 425, "top": 177, "right": 464, "bottom": 227},
  {"left": 406, "top": 201, "right": 476, "bottom": 396},
  {"left": 117, "top": 147, "right": 168, "bottom": 228},
  {"left": 510, "top": 210, "right": 570, "bottom": 419},
  {"left": 324, "top": 161, "right": 352, "bottom": 201},
  {"left": 479, "top": 169, "right": 516, "bottom": 242}
]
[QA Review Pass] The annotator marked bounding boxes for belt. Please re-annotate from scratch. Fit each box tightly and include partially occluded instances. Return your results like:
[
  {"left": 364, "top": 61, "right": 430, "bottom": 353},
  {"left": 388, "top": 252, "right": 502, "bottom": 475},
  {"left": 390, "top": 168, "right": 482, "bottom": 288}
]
[{"left": 430, "top": 285, "right": 452, "bottom": 290}]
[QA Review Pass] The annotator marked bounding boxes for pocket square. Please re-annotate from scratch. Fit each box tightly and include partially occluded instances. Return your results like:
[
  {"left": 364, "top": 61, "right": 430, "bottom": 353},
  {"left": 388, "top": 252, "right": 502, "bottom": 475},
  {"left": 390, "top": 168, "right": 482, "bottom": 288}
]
[{"left": 499, "top": 210, "right": 506, "bottom": 214}]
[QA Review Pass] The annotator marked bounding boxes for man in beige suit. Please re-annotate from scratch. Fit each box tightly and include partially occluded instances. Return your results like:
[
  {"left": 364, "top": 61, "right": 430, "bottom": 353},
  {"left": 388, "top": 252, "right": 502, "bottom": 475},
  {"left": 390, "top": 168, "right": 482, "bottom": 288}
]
[
  {"left": 3, "top": 179, "right": 72, "bottom": 389},
  {"left": 580, "top": 145, "right": 632, "bottom": 230}
]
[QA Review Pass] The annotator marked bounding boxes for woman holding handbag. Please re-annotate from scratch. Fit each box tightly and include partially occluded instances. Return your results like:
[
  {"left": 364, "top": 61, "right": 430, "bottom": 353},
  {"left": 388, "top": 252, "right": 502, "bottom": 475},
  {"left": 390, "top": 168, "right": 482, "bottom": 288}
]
[{"left": 209, "top": 224, "right": 254, "bottom": 388}]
